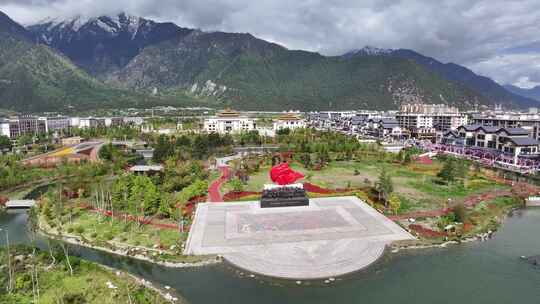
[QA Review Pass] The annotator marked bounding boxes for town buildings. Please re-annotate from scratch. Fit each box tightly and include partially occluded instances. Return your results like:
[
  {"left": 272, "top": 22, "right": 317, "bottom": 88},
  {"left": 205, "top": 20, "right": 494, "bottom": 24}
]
[
  {"left": 273, "top": 113, "right": 306, "bottom": 131},
  {"left": 38, "top": 116, "right": 71, "bottom": 134},
  {"left": 396, "top": 104, "right": 468, "bottom": 137},
  {"left": 441, "top": 125, "right": 540, "bottom": 163},
  {"left": 0, "top": 116, "right": 47, "bottom": 138},
  {"left": 78, "top": 117, "right": 106, "bottom": 129},
  {"left": 203, "top": 109, "right": 257, "bottom": 134},
  {"left": 471, "top": 112, "right": 540, "bottom": 140}
]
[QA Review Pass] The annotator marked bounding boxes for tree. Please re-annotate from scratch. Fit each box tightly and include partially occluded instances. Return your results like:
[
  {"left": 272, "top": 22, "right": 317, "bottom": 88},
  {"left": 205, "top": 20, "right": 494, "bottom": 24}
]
[
  {"left": 0, "top": 135, "right": 12, "bottom": 151},
  {"left": 129, "top": 175, "right": 161, "bottom": 219},
  {"left": 300, "top": 153, "right": 311, "bottom": 169},
  {"left": 17, "top": 134, "right": 33, "bottom": 147},
  {"left": 375, "top": 168, "right": 394, "bottom": 206},
  {"left": 153, "top": 135, "right": 173, "bottom": 163},
  {"left": 437, "top": 158, "right": 457, "bottom": 184},
  {"left": 98, "top": 143, "right": 115, "bottom": 161},
  {"left": 192, "top": 135, "right": 209, "bottom": 159},
  {"left": 453, "top": 203, "right": 467, "bottom": 223}
]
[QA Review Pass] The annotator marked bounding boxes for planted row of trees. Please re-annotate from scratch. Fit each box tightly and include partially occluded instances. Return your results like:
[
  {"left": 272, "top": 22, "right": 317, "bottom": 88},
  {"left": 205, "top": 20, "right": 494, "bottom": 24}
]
[{"left": 152, "top": 133, "right": 234, "bottom": 163}]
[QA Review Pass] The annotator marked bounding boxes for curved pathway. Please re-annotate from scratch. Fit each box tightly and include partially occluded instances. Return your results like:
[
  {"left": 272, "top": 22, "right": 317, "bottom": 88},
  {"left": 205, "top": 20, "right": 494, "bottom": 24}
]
[
  {"left": 208, "top": 167, "right": 231, "bottom": 202},
  {"left": 207, "top": 154, "right": 242, "bottom": 202}
]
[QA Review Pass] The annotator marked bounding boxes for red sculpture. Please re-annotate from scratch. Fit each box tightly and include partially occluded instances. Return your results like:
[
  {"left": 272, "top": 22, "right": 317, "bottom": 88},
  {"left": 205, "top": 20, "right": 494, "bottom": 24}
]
[{"left": 270, "top": 163, "right": 305, "bottom": 185}]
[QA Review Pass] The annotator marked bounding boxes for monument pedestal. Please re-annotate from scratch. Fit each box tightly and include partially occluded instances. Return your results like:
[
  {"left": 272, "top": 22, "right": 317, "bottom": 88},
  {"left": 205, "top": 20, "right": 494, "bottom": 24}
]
[{"left": 260, "top": 183, "right": 309, "bottom": 208}]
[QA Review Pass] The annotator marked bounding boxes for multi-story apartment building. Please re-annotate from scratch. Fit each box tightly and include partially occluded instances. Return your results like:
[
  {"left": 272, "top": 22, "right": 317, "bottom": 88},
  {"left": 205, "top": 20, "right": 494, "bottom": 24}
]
[
  {"left": 79, "top": 118, "right": 106, "bottom": 129},
  {"left": 442, "top": 125, "right": 540, "bottom": 158},
  {"left": 0, "top": 116, "right": 47, "bottom": 139},
  {"left": 396, "top": 103, "right": 468, "bottom": 132},
  {"left": 38, "top": 116, "right": 71, "bottom": 134},
  {"left": 203, "top": 109, "right": 257, "bottom": 134},
  {"left": 472, "top": 113, "right": 540, "bottom": 140}
]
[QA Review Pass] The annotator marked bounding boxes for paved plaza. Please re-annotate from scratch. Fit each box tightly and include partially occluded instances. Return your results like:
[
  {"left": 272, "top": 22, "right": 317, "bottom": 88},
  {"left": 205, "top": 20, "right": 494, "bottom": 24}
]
[{"left": 184, "top": 196, "right": 415, "bottom": 280}]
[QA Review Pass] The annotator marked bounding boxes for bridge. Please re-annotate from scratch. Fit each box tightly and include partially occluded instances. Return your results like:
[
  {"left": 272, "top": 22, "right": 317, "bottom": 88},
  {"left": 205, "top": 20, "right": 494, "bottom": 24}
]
[
  {"left": 5, "top": 200, "right": 36, "bottom": 209},
  {"left": 111, "top": 140, "right": 148, "bottom": 147}
]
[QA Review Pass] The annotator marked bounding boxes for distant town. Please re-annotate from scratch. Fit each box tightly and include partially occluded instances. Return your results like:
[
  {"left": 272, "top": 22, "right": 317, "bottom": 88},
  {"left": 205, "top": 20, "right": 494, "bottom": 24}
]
[{"left": 3, "top": 103, "right": 540, "bottom": 174}]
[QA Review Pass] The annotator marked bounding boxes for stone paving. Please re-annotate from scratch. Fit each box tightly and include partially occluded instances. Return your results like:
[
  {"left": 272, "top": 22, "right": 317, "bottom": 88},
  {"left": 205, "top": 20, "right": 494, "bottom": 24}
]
[{"left": 185, "top": 196, "right": 415, "bottom": 280}]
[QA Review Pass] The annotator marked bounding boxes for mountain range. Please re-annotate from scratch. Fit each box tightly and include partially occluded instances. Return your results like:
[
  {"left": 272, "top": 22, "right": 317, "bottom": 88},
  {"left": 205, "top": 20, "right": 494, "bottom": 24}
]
[
  {"left": 504, "top": 84, "right": 540, "bottom": 102},
  {"left": 0, "top": 10, "right": 537, "bottom": 112}
]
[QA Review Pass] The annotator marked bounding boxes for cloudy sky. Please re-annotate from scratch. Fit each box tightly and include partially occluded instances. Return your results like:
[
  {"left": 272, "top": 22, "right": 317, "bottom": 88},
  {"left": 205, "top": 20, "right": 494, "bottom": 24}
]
[{"left": 1, "top": 0, "right": 540, "bottom": 88}]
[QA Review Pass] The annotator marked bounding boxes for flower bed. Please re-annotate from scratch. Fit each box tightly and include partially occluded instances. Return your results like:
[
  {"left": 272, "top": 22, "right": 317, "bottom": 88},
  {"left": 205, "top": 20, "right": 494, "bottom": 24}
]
[
  {"left": 223, "top": 191, "right": 261, "bottom": 201},
  {"left": 416, "top": 155, "right": 433, "bottom": 165},
  {"left": 408, "top": 224, "right": 447, "bottom": 238},
  {"left": 302, "top": 182, "right": 351, "bottom": 194}
]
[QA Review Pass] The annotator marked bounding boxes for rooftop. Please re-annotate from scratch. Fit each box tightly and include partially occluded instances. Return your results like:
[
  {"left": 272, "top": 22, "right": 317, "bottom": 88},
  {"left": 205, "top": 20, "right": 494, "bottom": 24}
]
[{"left": 216, "top": 108, "right": 241, "bottom": 118}]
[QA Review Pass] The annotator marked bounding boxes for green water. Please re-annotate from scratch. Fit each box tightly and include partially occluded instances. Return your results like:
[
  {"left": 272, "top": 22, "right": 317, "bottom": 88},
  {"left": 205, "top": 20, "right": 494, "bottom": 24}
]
[{"left": 1, "top": 209, "right": 539, "bottom": 304}]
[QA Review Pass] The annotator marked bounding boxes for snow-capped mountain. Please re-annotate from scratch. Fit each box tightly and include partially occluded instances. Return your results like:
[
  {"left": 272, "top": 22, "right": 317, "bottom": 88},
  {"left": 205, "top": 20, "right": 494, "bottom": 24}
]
[
  {"left": 342, "top": 46, "right": 394, "bottom": 58},
  {"left": 27, "top": 13, "right": 192, "bottom": 76}
]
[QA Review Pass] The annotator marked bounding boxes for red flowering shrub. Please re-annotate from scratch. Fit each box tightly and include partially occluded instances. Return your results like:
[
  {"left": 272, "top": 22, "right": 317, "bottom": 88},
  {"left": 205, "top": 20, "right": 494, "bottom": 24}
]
[{"left": 409, "top": 224, "right": 447, "bottom": 238}]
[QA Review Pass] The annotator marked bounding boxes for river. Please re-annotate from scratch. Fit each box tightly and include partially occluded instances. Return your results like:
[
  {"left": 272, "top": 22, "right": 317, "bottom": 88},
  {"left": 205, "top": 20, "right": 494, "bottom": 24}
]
[{"left": 1, "top": 208, "right": 539, "bottom": 304}]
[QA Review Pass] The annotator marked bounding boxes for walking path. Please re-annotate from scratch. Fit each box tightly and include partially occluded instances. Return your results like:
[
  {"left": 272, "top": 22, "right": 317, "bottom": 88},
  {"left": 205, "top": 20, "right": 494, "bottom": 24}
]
[
  {"left": 208, "top": 167, "right": 231, "bottom": 202},
  {"left": 207, "top": 154, "right": 242, "bottom": 202}
]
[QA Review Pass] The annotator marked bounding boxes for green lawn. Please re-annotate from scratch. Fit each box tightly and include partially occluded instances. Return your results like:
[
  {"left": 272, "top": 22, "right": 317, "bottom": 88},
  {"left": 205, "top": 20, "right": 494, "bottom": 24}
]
[
  {"left": 223, "top": 159, "right": 510, "bottom": 213},
  {"left": 63, "top": 212, "right": 183, "bottom": 249}
]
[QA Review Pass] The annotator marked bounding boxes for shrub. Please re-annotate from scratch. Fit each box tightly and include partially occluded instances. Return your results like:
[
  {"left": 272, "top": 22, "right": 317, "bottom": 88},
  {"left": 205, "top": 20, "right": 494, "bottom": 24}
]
[
  {"left": 75, "top": 226, "right": 85, "bottom": 234},
  {"left": 453, "top": 203, "right": 467, "bottom": 223},
  {"left": 67, "top": 227, "right": 74, "bottom": 233},
  {"left": 62, "top": 292, "right": 87, "bottom": 304},
  {"left": 229, "top": 178, "right": 244, "bottom": 192},
  {"left": 103, "top": 232, "right": 114, "bottom": 240}
]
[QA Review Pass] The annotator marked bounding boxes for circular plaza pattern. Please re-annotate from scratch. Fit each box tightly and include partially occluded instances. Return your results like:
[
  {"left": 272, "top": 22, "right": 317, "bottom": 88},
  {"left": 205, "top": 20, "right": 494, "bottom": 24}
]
[{"left": 184, "top": 197, "right": 414, "bottom": 280}]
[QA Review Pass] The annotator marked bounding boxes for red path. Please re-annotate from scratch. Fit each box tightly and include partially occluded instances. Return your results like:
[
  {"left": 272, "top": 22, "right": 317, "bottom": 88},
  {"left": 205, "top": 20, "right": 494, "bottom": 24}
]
[{"left": 208, "top": 166, "right": 231, "bottom": 202}]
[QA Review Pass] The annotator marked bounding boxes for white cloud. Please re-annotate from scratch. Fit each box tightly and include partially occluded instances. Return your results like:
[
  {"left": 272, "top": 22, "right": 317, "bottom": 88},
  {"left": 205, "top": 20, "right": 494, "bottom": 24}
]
[
  {"left": 1, "top": 0, "right": 540, "bottom": 87},
  {"left": 470, "top": 53, "right": 540, "bottom": 87}
]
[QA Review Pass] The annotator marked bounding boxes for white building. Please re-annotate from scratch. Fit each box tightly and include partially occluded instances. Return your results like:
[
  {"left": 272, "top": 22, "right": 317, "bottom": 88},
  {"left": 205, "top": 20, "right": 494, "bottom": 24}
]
[
  {"left": 123, "top": 117, "right": 145, "bottom": 126},
  {"left": 203, "top": 109, "right": 257, "bottom": 134},
  {"left": 79, "top": 118, "right": 106, "bottom": 129},
  {"left": 396, "top": 103, "right": 468, "bottom": 132},
  {"left": 273, "top": 113, "right": 306, "bottom": 131},
  {"left": 472, "top": 112, "right": 540, "bottom": 140},
  {"left": 38, "top": 116, "right": 71, "bottom": 134},
  {"left": 0, "top": 116, "right": 46, "bottom": 139},
  {"left": 104, "top": 117, "right": 124, "bottom": 127}
]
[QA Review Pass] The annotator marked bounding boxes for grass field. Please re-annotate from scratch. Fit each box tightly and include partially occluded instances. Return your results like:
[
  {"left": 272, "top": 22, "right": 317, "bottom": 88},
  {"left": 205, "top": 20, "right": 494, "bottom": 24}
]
[
  {"left": 40, "top": 209, "right": 209, "bottom": 264},
  {"left": 223, "top": 159, "right": 510, "bottom": 213},
  {"left": 64, "top": 212, "right": 183, "bottom": 249}
]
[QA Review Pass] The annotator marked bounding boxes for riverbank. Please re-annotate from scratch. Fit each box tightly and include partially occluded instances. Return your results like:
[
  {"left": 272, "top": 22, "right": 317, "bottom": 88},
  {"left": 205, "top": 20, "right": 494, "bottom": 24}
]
[
  {"left": 392, "top": 202, "right": 525, "bottom": 251},
  {"left": 37, "top": 215, "right": 219, "bottom": 269},
  {"left": 0, "top": 245, "right": 179, "bottom": 303}
]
